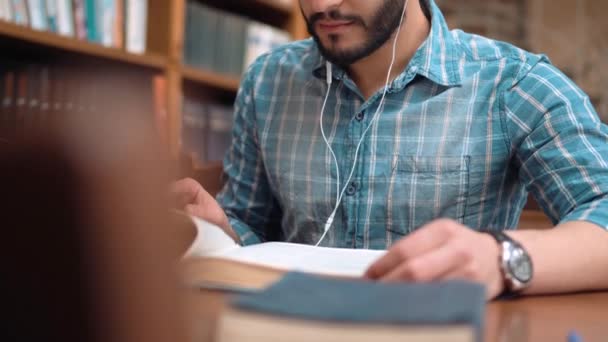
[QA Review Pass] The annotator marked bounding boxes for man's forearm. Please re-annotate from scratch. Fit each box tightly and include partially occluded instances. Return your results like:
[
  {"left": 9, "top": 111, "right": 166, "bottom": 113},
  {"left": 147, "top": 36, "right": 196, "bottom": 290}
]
[{"left": 508, "top": 221, "right": 608, "bottom": 295}]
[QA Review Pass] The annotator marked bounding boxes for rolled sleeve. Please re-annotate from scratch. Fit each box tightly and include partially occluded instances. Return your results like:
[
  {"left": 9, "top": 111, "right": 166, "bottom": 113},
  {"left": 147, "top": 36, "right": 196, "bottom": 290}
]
[{"left": 503, "top": 61, "right": 608, "bottom": 230}]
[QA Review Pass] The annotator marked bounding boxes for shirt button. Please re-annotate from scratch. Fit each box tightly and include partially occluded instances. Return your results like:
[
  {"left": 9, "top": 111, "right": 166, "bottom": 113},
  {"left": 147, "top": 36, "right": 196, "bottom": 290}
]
[
  {"left": 355, "top": 112, "right": 364, "bottom": 121},
  {"left": 346, "top": 182, "right": 357, "bottom": 196}
]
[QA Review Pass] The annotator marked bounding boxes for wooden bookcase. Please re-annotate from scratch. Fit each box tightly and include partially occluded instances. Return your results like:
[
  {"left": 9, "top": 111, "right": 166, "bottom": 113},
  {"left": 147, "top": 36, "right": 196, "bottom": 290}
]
[{"left": 0, "top": 0, "right": 307, "bottom": 157}]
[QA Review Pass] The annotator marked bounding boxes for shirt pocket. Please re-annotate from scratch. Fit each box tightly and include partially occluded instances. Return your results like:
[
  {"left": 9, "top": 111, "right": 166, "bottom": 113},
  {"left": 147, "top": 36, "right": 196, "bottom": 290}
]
[{"left": 386, "top": 155, "right": 471, "bottom": 241}]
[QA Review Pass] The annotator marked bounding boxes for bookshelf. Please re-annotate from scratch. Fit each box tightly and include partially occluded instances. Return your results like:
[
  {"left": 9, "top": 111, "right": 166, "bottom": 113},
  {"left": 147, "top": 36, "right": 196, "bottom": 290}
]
[
  {"left": 0, "top": 20, "right": 167, "bottom": 69},
  {"left": 180, "top": 66, "right": 240, "bottom": 97},
  {"left": 0, "top": 0, "right": 308, "bottom": 158}
]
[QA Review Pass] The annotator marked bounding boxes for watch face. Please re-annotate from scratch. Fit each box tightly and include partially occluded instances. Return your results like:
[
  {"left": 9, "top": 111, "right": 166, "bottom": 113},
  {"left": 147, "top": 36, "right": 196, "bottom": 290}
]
[{"left": 508, "top": 249, "right": 533, "bottom": 283}]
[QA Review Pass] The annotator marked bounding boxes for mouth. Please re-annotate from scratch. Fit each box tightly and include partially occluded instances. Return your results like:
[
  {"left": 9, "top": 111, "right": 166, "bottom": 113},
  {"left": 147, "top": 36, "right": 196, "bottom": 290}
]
[{"left": 316, "top": 20, "right": 354, "bottom": 34}]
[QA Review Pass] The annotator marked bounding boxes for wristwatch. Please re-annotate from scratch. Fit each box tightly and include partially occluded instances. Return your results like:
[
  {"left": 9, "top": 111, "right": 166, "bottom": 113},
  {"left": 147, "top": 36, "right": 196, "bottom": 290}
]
[{"left": 485, "top": 231, "right": 534, "bottom": 293}]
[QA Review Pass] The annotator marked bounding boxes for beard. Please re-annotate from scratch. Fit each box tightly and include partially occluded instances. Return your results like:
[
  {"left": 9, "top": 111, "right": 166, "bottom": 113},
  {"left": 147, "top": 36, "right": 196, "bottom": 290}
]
[{"left": 304, "top": 0, "right": 407, "bottom": 67}]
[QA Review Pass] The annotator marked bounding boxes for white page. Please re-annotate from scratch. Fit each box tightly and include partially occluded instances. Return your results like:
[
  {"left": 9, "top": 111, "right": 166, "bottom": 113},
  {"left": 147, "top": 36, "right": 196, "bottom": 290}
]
[
  {"left": 217, "top": 242, "right": 386, "bottom": 277},
  {"left": 183, "top": 217, "right": 386, "bottom": 277},
  {"left": 183, "top": 216, "right": 240, "bottom": 258}
]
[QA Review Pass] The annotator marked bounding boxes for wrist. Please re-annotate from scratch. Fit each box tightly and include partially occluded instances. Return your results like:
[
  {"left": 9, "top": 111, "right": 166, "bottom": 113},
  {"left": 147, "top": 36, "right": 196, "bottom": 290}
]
[
  {"left": 485, "top": 230, "right": 534, "bottom": 295},
  {"left": 483, "top": 233, "right": 506, "bottom": 298}
]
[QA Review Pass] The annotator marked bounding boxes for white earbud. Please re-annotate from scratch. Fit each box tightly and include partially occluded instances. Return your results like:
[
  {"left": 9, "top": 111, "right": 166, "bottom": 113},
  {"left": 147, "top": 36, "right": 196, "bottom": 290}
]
[{"left": 316, "top": 0, "right": 410, "bottom": 247}]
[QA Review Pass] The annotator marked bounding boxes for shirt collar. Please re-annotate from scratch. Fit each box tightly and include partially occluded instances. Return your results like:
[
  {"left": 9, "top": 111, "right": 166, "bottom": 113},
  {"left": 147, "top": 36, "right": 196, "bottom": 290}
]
[{"left": 312, "top": 0, "right": 462, "bottom": 88}]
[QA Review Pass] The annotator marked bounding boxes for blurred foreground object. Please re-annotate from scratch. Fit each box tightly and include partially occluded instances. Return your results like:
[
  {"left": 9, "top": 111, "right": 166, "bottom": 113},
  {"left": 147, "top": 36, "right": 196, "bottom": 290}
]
[{"left": 0, "top": 112, "right": 190, "bottom": 342}]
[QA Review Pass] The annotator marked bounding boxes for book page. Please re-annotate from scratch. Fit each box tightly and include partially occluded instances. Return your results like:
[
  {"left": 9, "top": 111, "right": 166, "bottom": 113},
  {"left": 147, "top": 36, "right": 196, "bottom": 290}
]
[
  {"left": 217, "top": 242, "right": 386, "bottom": 277},
  {"left": 183, "top": 216, "right": 240, "bottom": 258}
]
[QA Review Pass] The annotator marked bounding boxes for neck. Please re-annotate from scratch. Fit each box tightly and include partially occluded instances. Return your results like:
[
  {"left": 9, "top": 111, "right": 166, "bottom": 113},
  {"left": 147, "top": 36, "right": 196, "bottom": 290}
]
[{"left": 348, "top": 0, "right": 431, "bottom": 99}]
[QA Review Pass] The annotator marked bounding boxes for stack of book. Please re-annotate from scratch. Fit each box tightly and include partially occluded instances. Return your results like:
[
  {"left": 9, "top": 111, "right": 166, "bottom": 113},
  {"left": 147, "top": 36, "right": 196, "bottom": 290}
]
[
  {"left": 184, "top": 1, "right": 291, "bottom": 77},
  {"left": 181, "top": 98, "right": 233, "bottom": 163},
  {"left": 0, "top": 0, "right": 148, "bottom": 54}
]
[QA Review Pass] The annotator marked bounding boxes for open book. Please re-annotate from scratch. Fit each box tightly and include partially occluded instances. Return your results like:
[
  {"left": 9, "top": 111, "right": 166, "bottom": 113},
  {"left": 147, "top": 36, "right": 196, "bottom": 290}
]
[{"left": 179, "top": 215, "right": 386, "bottom": 291}]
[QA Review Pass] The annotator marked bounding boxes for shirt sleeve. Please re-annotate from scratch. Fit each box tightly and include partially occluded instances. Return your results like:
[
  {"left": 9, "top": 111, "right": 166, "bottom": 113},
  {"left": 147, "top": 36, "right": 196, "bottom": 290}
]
[
  {"left": 502, "top": 60, "right": 608, "bottom": 230},
  {"left": 215, "top": 60, "right": 282, "bottom": 245}
]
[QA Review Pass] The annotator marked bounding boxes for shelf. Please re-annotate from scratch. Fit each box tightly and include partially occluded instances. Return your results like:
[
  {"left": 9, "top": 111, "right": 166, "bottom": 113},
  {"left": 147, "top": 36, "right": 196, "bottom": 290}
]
[
  {"left": 181, "top": 65, "right": 240, "bottom": 93},
  {"left": 200, "top": 0, "right": 293, "bottom": 28},
  {"left": 254, "top": 0, "right": 293, "bottom": 16},
  {"left": 0, "top": 20, "right": 167, "bottom": 69}
]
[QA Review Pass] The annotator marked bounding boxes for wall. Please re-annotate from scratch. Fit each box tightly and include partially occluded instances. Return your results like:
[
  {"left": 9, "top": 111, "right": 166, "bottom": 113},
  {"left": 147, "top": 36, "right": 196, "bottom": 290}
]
[{"left": 436, "top": 0, "right": 608, "bottom": 123}]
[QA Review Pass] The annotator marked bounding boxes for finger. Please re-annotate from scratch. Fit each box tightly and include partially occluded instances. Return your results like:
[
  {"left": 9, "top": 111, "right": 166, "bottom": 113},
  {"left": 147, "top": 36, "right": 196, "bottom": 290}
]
[
  {"left": 184, "top": 203, "right": 208, "bottom": 221},
  {"left": 380, "top": 242, "right": 468, "bottom": 282},
  {"left": 365, "top": 220, "right": 455, "bottom": 279},
  {"left": 438, "top": 268, "right": 468, "bottom": 281},
  {"left": 170, "top": 178, "right": 202, "bottom": 208}
]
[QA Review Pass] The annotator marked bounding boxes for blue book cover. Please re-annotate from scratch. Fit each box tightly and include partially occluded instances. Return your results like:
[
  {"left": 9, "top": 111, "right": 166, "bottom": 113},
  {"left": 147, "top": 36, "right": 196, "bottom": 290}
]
[
  {"left": 232, "top": 272, "right": 486, "bottom": 342},
  {"left": 84, "top": 0, "right": 99, "bottom": 43}
]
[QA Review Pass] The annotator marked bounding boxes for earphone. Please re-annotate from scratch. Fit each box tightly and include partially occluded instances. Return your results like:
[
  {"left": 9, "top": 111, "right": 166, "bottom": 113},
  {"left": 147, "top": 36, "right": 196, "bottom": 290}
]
[{"left": 316, "top": 0, "right": 410, "bottom": 247}]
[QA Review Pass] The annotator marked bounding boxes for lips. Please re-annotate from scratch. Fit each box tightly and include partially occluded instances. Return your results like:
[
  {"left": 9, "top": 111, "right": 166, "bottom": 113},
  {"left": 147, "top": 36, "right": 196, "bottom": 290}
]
[{"left": 317, "top": 20, "right": 354, "bottom": 33}]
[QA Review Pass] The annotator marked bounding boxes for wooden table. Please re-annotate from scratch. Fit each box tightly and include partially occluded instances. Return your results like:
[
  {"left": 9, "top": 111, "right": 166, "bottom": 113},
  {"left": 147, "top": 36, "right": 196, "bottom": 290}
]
[{"left": 185, "top": 289, "right": 608, "bottom": 342}]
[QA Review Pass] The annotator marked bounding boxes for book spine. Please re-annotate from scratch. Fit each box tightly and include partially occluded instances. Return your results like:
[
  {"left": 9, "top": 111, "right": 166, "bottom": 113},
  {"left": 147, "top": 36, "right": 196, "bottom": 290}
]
[
  {"left": 38, "top": 66, "right": 50, "bottom": 127},
  {"left": 14, "top": 66, "right": 28, "bottom": 136},
  {"left": 0, "top": 63, "right": 10, "bottom": 139},
  {"left": 206, "top": 104, "right": 232, "bottom": 161},
  {"left": 84, "top": 0, "right": 99, "bottom": 43},
  {"left": 181, "top": 97, "right": 208, "bottom": 163},
  {"left": 243, "top": 22, "right": 262, "bottom": 71},
  {"left": 112, "top": 0, "right": 123, "bottom": 48},
  {"left": 10, "top": 0, "right": 29, "bottom": 26},
  {"left": 27, "top": 0, "right": 48, "bottom": 31},
  {"left": 49, "top": 65, "right": 64, "bottom": 122},
  {"left": 234, "top": 16, "right": 248, "bottom": 76},
  {"left": 212, "top": 10, "right": 227, "bottom": 74},
  {"left": 25, "top": 64, "right": 41, "bottom": 134},
  {"left": 99, "top": 0, "right": 114, "bottom": 47},
  {"left": 44, "top": 0, "right": 57, "bottom": 31},
  {"left": 72, "top": 0, "right": 87, "bottom": 39},
  {"left": 0, "top": 0, "right": 13, "bottom": 21},
  {"left": 56, "top": 0, "right": 74, "bottom": 36},
  {"left": 198, "top": 5, "right": 213, "bottom": 70},
  {"left": 125, "top": 0, "right": 147, "bottom": 54},
  {"left": 197, "top": 4, "right": 212, "bottom": 69},
  {"left": 2, "top": 69, "right": 16, "bottom": 139}
]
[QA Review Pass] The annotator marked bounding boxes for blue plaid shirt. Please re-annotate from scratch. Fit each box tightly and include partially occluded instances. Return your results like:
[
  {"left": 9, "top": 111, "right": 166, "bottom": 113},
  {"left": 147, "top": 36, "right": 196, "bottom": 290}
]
[{"left": 216, "top": 1, "right": 608, "bottom": 249}]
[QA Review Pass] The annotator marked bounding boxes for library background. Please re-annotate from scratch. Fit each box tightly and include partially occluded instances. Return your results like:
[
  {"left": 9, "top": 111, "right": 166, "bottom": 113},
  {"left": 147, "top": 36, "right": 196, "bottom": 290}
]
[{"left": 1, "top": 0, "right": 606, "bottom": 222}]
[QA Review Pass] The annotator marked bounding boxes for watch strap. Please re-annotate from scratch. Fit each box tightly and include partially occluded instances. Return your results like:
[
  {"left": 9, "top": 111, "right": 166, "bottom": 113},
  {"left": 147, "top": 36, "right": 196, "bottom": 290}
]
[{"left": 485, "top": 230, "right": 509, "bottom": 243}]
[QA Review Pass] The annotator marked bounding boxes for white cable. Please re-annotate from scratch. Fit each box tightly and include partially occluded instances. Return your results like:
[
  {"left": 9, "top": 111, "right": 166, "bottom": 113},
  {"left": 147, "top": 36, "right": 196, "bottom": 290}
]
[
  {"left": 316, "top": 0, "right": 410, "bottom": 247},
  {"left": 320, "top": 62, "right": 340, "bottom": 207}
]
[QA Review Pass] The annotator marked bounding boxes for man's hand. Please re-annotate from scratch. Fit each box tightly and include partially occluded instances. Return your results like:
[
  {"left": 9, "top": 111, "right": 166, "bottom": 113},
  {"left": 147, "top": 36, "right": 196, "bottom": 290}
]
[
  {"left": 365, "top": 219, "right": 504, "bottom": 299},
  {"left": 170, "top": 178, "right": 238, "bottom": 242}
]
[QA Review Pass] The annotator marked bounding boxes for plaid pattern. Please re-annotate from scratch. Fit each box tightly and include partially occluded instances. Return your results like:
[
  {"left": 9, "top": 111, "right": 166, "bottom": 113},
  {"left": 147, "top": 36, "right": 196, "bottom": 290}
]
[{"left": 216, "top": 1, "right": 608, "bottom": 248}]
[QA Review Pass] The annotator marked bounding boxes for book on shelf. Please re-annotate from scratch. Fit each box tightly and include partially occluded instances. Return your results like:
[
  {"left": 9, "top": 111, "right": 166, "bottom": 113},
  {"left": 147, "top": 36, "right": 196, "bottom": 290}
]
[
  {"left": 44, "top": 0, "right": 58, "bottom": 31},
  {"left": 0, "top": 60, "right": 154, "bottom": 141},
  {"left": 72, "top": 0, "right": 87, "bottom": 39},
  {"left": 26, "top": 0, "right": 47, "bottom": 30},
  {"left": 0, "top": 0, "right": 13, "bottom": 22},
  {"left": 183, "top": 1, "right": 290, "bottom": 78},
  {"left": 1, "top": 0, "right": 146, "bottom": 53},
  {"left": 125, "top": 0, "right": 147, "bottom": 54},
  {"left": 181, "top": 99, "right": 233, "bottom": 164},
  {"left": 179, "top": 213, "right": 386, "bottom": 292},
  {"left": 217, "top": 272, "right": 485, "bottom": 342},
  {"left": 84, "top": 0, "right": 100, "bottom": 43},
  {"left": 9, "top": 0, "right": 29, "bottom": 26},
  {"left": 55, "top": 0, "right": 75, "bottom": 36}
]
